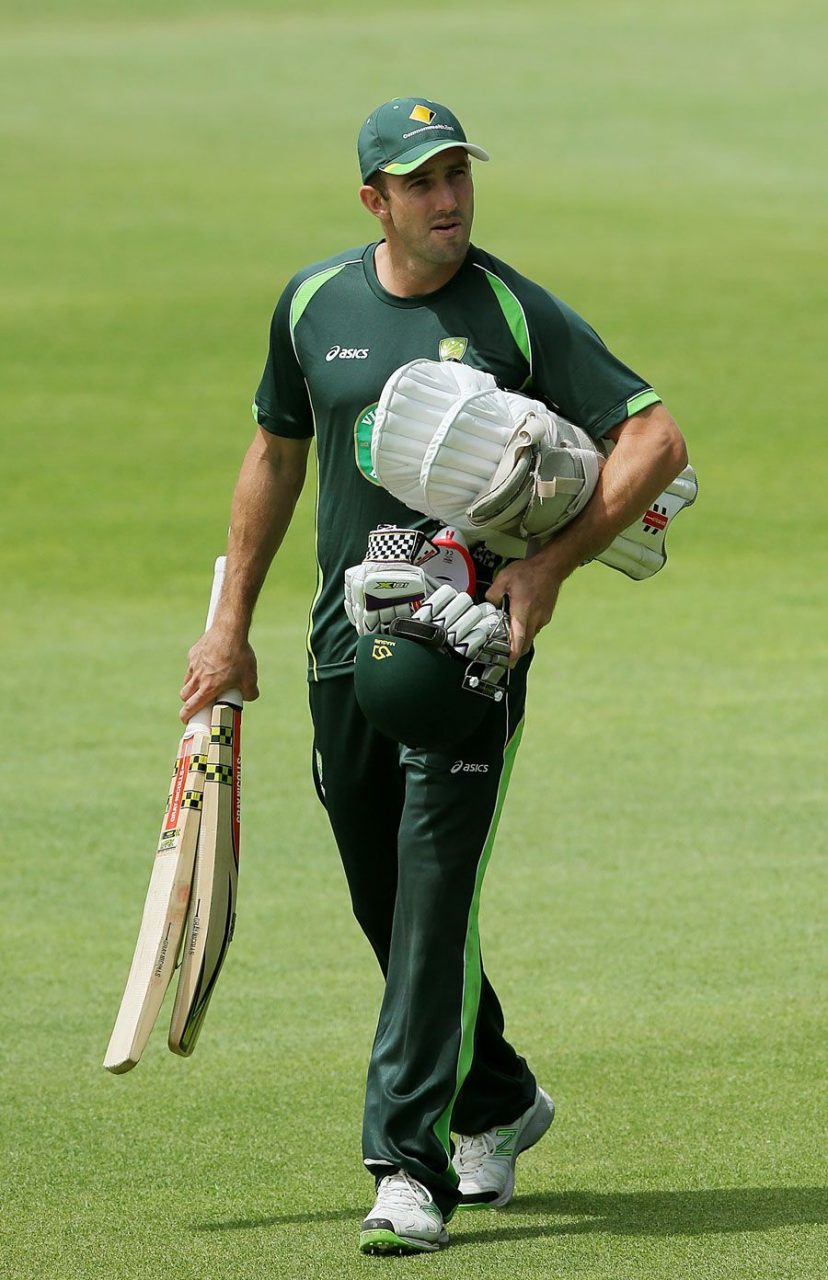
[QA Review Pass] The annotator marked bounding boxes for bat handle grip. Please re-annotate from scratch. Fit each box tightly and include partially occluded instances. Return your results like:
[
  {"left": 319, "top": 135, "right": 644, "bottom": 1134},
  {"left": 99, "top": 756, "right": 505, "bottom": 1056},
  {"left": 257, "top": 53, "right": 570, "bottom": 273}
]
[
  {"left": 205, "top": 555, "right": 228, "bottom": 631},
  {"left": 216, "top": 688, "right": 243, "bottom": 710},
  {"left": 187, "top": 557, "right": 245, "bottom": 730},
  {"left": 188, "top": 687, "right": 242, "bottom": 733},
  {"left": 188, "top": 703, "right": 213, "bottom": 733}
]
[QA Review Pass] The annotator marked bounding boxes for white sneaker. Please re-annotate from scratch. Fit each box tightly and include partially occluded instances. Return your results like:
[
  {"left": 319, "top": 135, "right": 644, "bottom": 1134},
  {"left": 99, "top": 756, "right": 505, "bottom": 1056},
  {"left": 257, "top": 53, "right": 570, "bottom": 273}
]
[
  {"left": 454, "top": 1086, "right": 555, "bottom": 1208},
  {"left": 359, "top": 1170, "right": 450, "bottom": 1254}
]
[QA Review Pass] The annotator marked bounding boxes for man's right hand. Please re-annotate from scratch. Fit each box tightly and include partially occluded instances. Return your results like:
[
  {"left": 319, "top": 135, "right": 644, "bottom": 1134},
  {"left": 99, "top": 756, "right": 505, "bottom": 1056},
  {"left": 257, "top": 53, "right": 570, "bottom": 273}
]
[{"left": 179, "top": 625, "right": 259, "bottom": 723}]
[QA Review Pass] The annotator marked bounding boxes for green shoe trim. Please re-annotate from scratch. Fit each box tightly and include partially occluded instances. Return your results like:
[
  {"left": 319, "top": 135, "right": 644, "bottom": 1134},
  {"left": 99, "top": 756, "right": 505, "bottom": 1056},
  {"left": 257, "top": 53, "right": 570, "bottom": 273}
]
[{"left": 359, "top": 1228, "right": 429, "bottom": 1255}]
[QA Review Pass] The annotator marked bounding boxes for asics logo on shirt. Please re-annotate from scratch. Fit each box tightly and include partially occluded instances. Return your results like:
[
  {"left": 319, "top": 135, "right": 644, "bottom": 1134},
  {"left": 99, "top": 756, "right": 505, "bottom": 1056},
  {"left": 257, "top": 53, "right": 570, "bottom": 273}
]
[
  {"left": 451, "top": 761, "right": 489, "bottom": 774},
  {"left": 326, "top": 345, "right": 370, "bottom": 361}
]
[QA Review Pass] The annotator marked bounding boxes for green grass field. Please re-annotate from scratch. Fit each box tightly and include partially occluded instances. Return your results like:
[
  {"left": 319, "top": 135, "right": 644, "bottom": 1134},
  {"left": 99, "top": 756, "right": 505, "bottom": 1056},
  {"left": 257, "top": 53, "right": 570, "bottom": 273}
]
[{"left": 2, "top": 1, "right": 826, "bottom": 1276}]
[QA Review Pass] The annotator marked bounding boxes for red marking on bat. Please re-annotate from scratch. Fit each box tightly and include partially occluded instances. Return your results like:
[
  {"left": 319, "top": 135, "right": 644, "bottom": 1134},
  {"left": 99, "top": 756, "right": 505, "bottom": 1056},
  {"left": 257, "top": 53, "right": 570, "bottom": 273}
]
[
  {"left": 164, "top": 734, "right": 195, "bottom": 833},
  {"left": 231, "top": 710, "right": 242, "bottom": 868},
  {"left": 644, "top": 509, "right": 669, "bottom": 531}
]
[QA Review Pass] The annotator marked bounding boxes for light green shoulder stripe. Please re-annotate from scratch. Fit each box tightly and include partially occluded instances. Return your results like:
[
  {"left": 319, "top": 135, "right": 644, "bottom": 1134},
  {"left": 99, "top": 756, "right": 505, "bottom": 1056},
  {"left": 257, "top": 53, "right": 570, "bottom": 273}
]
[
  {"left": 289, "top": 265, "right": 348, "bottom": 335},
  {"left": 431, "top": 716, "right": 526, "bottom": 1169},
  {"left": 626, "top": 389, "right": 661, "bottom": 417},
  {"left": 288, "top": 262, "right": 357, "bottom": 673},
  {"left": 305, "top": 449, "right": 323, "bottom": 681},
  {"left": 478, "top": 268, "right": 532, "bottom": 372}
]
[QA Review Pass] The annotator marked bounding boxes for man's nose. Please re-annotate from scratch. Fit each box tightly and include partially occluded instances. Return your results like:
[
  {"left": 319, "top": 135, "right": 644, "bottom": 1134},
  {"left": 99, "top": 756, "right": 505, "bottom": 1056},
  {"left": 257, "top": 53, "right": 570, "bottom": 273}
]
[{"left": 433, "top": 180, "right": 458, "bottom": 210}]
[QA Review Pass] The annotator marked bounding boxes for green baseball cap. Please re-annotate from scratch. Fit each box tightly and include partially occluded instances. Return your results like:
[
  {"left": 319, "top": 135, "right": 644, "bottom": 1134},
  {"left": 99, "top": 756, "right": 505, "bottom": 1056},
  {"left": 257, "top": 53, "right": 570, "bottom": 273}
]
[
  {"left": 358, "top": 96, "right": 489, "bottom": 183},
  {"left": 353, "top": 626, "right": 493, "bottom": 751}
]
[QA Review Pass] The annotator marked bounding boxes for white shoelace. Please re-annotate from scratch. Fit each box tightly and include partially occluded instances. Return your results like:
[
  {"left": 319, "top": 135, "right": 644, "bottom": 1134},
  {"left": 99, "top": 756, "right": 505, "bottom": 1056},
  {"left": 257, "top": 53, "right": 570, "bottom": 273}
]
[
  {"left": 455, "top": 1130, "right": 497, "bottom": 1172},
  {"left": 377, "top": 1171, "right": 433, "bottom": 1210}
]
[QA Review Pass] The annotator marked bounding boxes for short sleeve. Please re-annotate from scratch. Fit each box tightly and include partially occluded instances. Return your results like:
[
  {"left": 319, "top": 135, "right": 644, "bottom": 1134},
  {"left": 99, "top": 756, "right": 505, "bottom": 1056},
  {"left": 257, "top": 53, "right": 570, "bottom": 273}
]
[
  {"left": 529, "top": 292, "right": 661, "bottom": 439},
  {"left": 253, "top": 282, "right": 314, "bottom": 439}
]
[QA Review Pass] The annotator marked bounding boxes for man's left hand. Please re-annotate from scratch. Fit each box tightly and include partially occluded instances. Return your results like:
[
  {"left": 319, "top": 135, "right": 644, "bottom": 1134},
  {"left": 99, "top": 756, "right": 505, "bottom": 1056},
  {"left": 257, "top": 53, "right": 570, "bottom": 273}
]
[{"left": 486, "top": 552, "right": 563, "bottom": 665}]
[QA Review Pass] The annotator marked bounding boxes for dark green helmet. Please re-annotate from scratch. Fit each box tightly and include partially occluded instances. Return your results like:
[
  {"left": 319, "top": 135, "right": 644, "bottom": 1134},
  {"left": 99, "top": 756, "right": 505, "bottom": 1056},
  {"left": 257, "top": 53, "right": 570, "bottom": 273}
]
[{"left": 353, "top": 620, "right": 502, "bottom": 751}]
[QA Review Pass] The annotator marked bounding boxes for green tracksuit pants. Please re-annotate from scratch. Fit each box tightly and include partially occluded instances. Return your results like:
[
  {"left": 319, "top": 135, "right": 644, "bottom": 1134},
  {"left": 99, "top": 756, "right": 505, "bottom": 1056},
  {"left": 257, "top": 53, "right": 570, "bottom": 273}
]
[{"left": 308, "top": 662, "right": 537, "bottom": 1216}]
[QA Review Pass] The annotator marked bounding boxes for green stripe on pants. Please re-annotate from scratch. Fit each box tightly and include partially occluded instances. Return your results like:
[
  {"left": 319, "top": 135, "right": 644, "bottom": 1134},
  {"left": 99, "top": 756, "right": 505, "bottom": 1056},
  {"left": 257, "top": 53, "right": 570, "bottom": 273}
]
[{"left": 432, "top": 716, "right": 526, "bottom": 1168}]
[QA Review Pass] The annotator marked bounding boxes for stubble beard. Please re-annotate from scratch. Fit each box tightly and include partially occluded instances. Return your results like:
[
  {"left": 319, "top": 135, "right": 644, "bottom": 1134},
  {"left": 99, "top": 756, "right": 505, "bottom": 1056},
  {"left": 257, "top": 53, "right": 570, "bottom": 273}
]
[
  {"left": 414, "top": 214, "right": 472, "bottom": 272},
  {"left": 383, "top": 195, "right": 474, "bottom": 289}
]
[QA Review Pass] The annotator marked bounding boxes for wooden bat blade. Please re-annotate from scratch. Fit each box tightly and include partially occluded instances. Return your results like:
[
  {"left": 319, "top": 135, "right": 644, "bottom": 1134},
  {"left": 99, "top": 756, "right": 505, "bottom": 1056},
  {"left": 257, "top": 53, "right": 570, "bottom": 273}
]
[
  {"left": 103, "top": 727, "right": 209, "bottom": 1073},
  {"left": 169, "top": 700, "right": 242, "bottom": 1057}
]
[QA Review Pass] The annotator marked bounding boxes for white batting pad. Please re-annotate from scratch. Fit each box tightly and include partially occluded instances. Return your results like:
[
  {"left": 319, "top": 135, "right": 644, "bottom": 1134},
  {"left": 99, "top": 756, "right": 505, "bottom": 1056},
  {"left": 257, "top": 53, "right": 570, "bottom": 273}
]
[
  {"left": 372, "top": 359, "right": 601, "bottom": 538},
  {"left": 594, "top": 465, "right": 699, "bottom": 579},
  {"left": 373, "top": 360, "right": 519, "bottom": 523}
]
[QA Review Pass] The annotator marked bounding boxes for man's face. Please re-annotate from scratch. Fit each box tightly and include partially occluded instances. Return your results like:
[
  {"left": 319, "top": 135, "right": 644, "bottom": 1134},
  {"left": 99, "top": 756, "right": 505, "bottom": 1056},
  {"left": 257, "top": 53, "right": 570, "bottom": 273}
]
[{"left": 375, "top": 148, "right": 474, "bottom": 270}]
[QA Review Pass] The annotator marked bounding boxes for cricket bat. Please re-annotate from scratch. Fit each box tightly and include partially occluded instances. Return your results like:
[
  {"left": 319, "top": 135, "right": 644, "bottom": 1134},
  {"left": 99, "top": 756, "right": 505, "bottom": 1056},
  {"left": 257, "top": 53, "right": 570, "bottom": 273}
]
[
  {"left": 103, "top": 557, "right": 236, "bottom": 1073},
  {"left": 168, "top": 687, "right": 242, "bottom": 1057}
]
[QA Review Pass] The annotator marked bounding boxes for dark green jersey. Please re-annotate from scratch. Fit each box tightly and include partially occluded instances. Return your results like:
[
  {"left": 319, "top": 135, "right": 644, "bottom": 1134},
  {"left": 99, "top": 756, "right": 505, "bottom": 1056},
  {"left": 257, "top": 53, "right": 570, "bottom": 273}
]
[{"left": 254, "top": 241, "right": 660, "bottom": 681}]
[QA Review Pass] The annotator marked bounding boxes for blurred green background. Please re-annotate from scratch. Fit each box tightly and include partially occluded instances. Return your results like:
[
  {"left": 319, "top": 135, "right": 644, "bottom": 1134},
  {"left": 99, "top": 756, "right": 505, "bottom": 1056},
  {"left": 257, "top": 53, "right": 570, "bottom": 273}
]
[{"left": 1, "top": 1, "right": 825, "bottom": 1276}]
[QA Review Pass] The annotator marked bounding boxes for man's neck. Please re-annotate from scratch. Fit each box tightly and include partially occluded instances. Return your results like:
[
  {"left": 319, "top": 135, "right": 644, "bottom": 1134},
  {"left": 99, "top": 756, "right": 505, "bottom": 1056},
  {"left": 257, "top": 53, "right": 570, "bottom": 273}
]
[{"left": 373, "top": 241, "right": 465, "bottom": 298}]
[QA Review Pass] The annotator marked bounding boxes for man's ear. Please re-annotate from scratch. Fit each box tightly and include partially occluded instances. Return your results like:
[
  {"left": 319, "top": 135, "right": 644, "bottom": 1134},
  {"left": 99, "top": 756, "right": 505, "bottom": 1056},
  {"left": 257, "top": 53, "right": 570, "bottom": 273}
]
[{"left": 359, "top": 184, "right": 389, "bottom": 222}]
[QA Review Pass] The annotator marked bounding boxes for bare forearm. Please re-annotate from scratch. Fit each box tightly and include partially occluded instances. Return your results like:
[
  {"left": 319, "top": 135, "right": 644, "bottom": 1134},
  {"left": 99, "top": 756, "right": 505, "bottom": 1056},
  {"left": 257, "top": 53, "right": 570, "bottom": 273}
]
[
  {"left": 534, "top": 404, "right": 689, "bottom": 581},
  {"left": 216, "top": 436, "right": 308, "bottom": 640},
  {"left": 179, "top": 428, "right": 310, "bottom": 720},
  {"left": 487, "top": 403, "right": 688, "bottom": 661}
]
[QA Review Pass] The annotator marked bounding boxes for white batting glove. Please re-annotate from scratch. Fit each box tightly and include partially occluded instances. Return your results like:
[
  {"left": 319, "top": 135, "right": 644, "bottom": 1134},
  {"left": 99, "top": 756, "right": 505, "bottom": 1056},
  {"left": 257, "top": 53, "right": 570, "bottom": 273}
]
[
  {"left": 344, "top": 563, "right": 371, "bottom": 633},
  {"left": 412, "top": 585, "right": 510, "bottom": 663},
  {"left": 344, "top": 561, "right": 430, "bottom": 635},
  {"left": 344, "top": 526, "right": 442, "bottom": 636}
]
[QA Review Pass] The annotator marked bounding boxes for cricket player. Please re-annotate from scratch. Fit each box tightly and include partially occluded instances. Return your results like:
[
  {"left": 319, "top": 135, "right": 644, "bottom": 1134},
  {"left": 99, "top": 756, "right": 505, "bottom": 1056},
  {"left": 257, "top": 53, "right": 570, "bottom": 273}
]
[{"left": 181, "top": 97, "right": 688, "bottom": 1255}]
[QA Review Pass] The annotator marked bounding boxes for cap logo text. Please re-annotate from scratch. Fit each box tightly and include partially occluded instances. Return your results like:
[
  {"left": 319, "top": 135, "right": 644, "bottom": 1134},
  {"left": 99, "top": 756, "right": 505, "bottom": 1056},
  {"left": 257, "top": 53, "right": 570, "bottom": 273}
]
[{"left": 401, "top": 123, "right": 456, "bottom": 140}]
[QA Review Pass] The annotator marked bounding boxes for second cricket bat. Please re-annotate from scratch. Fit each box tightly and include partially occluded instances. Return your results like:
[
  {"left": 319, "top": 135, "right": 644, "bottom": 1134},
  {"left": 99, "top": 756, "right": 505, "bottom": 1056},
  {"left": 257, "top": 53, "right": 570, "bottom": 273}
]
[{"left": 168, "top": 693, "right": 242, "bottom": 1056}]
